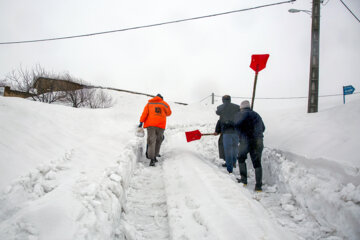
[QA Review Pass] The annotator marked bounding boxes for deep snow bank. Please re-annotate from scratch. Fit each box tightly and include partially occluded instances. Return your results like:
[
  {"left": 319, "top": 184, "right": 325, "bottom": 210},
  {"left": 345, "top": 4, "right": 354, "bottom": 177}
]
[
  {"left": 1, "top": 91, "right": 359, "bottom": 239},
  {"left": 0, "top": 94, "right": 147, "bottom": 239},
  {"left": 262, "top": 148, "right": 360, "bottom": 239},
  {"left": 262, "top": 97, "right": 360, "bottom": 170}
]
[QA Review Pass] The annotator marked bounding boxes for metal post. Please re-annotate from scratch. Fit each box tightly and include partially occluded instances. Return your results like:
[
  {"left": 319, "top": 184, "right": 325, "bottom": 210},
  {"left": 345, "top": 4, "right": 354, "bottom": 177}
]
[
  {"left": 211, "top": 92, "right": 214, "bottom": 104},
  {"left": 307, "top": 0, "right": 321, "bottom": 113}
]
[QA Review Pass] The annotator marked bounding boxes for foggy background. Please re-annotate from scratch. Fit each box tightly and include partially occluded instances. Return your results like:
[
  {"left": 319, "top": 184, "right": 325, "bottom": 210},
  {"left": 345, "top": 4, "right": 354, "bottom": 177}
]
[{"left": 1, "top": 0, "right": 359, "bottom": 107}]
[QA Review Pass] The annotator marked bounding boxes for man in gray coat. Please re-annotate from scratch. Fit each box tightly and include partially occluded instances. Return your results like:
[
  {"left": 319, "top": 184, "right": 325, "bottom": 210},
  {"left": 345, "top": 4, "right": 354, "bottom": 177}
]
[{"left": 215, "top": 95, "right": 240, "bottom": 173}]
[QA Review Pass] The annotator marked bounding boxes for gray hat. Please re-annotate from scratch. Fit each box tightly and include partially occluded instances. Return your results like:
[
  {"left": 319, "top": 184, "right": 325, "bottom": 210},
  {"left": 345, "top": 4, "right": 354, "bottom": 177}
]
[{"left": 240, "top": 100, "right": 250, "bottom": 109}]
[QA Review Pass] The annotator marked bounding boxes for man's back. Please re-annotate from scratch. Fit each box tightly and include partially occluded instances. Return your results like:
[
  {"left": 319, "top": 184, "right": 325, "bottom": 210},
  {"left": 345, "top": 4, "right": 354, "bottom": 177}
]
[
  {"left": 217, "top": 103, "right": 240, "bottom": 123},
  {"left": 235, "top": 108, "right": 265, "bottom": 139},
  {"left": 216, "top": 95, "right": 240, "bottom": 133},
  {"left": 140, "top": 95, "right": 172, "bottom": 129}
]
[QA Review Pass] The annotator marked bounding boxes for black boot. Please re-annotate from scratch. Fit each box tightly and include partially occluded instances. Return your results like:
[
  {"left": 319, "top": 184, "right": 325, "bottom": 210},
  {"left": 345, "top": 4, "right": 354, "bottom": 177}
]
[
  {"left": 254, "top": 167, "right": 263, "bottom": 191},
  {"left": 149, "top": 159, "right": 156, "bottom": 167},
  {"left": 145, "top": 144, "right": 150, "bottom": 159},
  {"left": 237, "top": 162, "right": 247, "bottom": 184}
]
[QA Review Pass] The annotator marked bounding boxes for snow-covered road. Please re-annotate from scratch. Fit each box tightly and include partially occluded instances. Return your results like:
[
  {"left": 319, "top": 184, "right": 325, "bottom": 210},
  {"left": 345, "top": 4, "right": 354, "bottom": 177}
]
[
  {"left": 120, "top": 127, "right": 297, "bottom": 240},
  {"left": 119, "top": 124, "right": 360, "bottom": 240},
  {"left": 162, "top": 128, "right": 296, "bottom": 240},
  {"left": 1, "top": 95, "right": 359, "bottom": 240},
  {"left": 121, "top": 159, "right": 170, "bottom": 240}
]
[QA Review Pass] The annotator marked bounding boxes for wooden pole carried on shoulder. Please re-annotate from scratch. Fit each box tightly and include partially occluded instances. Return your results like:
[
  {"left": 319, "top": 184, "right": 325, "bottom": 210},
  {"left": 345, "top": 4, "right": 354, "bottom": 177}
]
[
  {"left": 249, "top": 54, "right": 270, "bottom": 110},
  {"left": 251, "top": 72, "right": 258, "bottom": 110}
]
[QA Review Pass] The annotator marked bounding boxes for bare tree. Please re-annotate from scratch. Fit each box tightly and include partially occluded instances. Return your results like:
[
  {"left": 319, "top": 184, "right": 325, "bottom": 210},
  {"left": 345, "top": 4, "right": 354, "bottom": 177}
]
[
  {"left": 59, "top": 74, "right": 90, "bottom": 108},
  {"left": 64, "top": 88, "right": 94, "bottom": 108},
  {"left": 34, "top": 91, "right": 67, "bottom": 104},
  {"left": 89, "top": 89, "right": 114, "bottom": 108},
  {"left": 2, "top": 64, "right": 67, "bottom": 103},
  {"left": 0, "top": 78, "right": 8, "bottom": 87},
  {"left": 3, "top": 65, "right": 114, "bottom": 108},
  {"left": 4, "top": 65, "right": 36, "bottom": 92}
]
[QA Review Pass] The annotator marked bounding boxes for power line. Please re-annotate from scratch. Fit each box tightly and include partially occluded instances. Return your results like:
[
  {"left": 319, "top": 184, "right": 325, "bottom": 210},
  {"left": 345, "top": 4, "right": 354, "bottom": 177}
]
[
  {"left": 339, "top": 0, "right": 360, "bottom": 23},
  {"left": 213, "top": 91, "right": 359, "bottom": 100},
  {"left": 0, "top": 0, "right": 296, "bottom": 45},
  {"left": 199, "top": 95, "right": 212, "bottom": 102},
  {"left": 321, "top": 0, "right": 331, "bottom": 6}
]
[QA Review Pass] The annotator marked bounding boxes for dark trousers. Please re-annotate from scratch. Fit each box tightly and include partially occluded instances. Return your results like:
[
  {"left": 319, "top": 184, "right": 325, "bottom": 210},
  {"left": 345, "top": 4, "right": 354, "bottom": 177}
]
[
  {"left": 218, "top": 134, "right": 225, "bottom": 160},
  {"left": 238, "top": 138, "right": 264, "bottom": 186},
  {"left": 238, "top": 138, "right": 263, "bottom": 168}
]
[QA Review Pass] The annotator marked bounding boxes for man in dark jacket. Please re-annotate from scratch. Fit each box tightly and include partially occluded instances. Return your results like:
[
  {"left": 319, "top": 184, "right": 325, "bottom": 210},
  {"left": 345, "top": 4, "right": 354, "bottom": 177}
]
[
  {"left": 215, "top": 119, "right": 225, "bottom": 162},
  {"left": 235, "top": 100, "right": 265, "bottom": 191},
  {"left": 215, "top": 95, "right": 240, "bottom": 173}
]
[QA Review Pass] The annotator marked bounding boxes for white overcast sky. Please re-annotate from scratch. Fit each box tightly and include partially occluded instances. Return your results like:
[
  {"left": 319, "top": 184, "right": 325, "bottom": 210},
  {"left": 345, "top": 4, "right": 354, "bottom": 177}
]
[{"left": 0, "top": 0, "right": 359, "bottom": 104}]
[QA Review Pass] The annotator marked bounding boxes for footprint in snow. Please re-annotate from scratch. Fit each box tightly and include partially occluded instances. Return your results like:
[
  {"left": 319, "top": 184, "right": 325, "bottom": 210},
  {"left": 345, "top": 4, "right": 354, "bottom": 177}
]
[{"left": 185, "top": 196, "right": 200, "bottom": 210}]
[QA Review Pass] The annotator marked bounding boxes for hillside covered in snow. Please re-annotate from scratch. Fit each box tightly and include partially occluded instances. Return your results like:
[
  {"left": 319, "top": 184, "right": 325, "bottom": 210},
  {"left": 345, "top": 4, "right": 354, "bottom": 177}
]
[{"left": 0, "top": 91, "right": 359, "bottom": 240}]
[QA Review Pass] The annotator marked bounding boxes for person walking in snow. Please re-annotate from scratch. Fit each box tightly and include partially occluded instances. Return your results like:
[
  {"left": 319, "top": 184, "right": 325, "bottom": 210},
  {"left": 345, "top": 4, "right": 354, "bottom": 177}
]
[
  {"left": 235, "top": 100, "right": 265, "bottom": 191},
  {"left": 215, "top": 95, "right": 240, "bottom": 174},
  {"left": 139, "top": 94, "right": 172, "bottom": 166},
  {"left": 215, "top": 119, "right": 225, "bottom": 164}
]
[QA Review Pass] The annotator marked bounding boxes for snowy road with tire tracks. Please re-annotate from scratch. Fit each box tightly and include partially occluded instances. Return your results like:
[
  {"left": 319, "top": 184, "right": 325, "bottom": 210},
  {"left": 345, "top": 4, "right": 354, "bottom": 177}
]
[
  {"left": 121, "top": 159, "right": 170, "bottom": 240},
  {"left": 119, "top": 124, "right": 355, "bottom": 239},
  {"left": 120, "top": 126, "right": 298, "bottom": 240}
]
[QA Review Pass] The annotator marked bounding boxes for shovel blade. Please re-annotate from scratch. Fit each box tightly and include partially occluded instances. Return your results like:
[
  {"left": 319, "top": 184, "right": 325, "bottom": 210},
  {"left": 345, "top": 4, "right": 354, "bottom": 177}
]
[{"left": 185, "top": 130, "right": 202, "bottom": 142}]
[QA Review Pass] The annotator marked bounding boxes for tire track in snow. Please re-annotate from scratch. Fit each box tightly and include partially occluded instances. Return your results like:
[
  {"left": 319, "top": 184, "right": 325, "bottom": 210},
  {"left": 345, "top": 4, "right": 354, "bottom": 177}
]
[
  {"left": 171, "top": 123, "right": 345, "bottom": 239},
  {"left": 121, "top": 158, "right": 170, "bottom": 240},
  {"left": 162, "top": 126, "right": 299, "bottom": 240}
]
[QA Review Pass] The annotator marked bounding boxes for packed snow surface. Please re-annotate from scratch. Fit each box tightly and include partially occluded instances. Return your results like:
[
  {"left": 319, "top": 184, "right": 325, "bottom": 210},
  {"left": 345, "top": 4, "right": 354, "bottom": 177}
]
[{"left": 0, "top": 92, "right": 359, "bottom": 240}]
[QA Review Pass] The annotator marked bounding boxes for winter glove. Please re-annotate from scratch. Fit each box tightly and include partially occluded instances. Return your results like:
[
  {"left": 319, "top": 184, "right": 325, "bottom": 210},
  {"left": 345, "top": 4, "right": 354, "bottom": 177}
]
[{"left": 138, "top": 122, "right": 143, "bottom": 128}]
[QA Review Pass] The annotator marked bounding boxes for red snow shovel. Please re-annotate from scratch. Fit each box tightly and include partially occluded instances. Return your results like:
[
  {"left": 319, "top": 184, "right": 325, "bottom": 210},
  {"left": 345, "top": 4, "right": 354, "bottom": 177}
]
[{"left": 185, "top": 130, "right": 216, "bottom": 142}]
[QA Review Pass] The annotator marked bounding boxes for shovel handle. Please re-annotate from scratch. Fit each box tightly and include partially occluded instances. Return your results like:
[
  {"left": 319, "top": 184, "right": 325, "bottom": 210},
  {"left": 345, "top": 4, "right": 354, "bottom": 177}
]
[{"left": 201, "top": 133, "right": 216, "bottom": 136}]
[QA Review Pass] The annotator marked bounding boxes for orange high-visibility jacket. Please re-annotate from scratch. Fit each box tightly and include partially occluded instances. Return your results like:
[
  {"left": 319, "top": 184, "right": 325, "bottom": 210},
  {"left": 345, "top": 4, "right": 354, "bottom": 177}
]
[{"left": 140, "top": 96, "right": 172, "bottom": 129}]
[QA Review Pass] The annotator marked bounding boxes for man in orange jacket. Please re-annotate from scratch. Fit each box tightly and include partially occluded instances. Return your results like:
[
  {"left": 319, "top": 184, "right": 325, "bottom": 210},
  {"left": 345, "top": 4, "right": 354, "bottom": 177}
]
[{"left": 139, "top": 94, "right": 172, "bottom": 166}]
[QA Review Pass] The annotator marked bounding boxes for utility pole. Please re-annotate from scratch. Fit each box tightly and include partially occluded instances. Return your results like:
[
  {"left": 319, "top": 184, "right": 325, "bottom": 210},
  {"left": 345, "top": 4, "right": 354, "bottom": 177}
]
[{"left": 307, "top": 0, "right": 321, "bottom": 113}]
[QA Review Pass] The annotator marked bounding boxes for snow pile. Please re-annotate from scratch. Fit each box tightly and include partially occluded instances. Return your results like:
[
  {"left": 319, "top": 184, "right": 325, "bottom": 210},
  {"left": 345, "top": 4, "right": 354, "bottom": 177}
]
[
  {"left": 0, "top": 92, "right": 359, "bottom": 240},
  {"left": 262, "top": 149, "right": 360, "bottom": 239},
  {"left": 0, "top": 95, "right": 146, "bottom": 240},
  {"left": 262, "top": 99, "right": 360, "bottom": 169},
  {"left": 73, "top": 139, "right": 142, "bottom": 240}
]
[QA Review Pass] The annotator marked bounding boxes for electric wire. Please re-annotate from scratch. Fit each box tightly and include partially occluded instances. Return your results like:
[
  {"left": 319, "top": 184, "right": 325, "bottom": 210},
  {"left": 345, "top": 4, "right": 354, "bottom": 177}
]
[
  {"left": 212, "top": 91, "right": 359, "bottom": 100},
  {"left": 339, "top": 0, "right": 360, "bottom": 23},
  {"left": 321, "top": 0, "right": 331, "bottom": 6},
  {"left": 199, "top": 95, "right": 212, "bottom": 102},
  {"left": 0, "top": 0, "right": 296, "bottom": 45}
]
